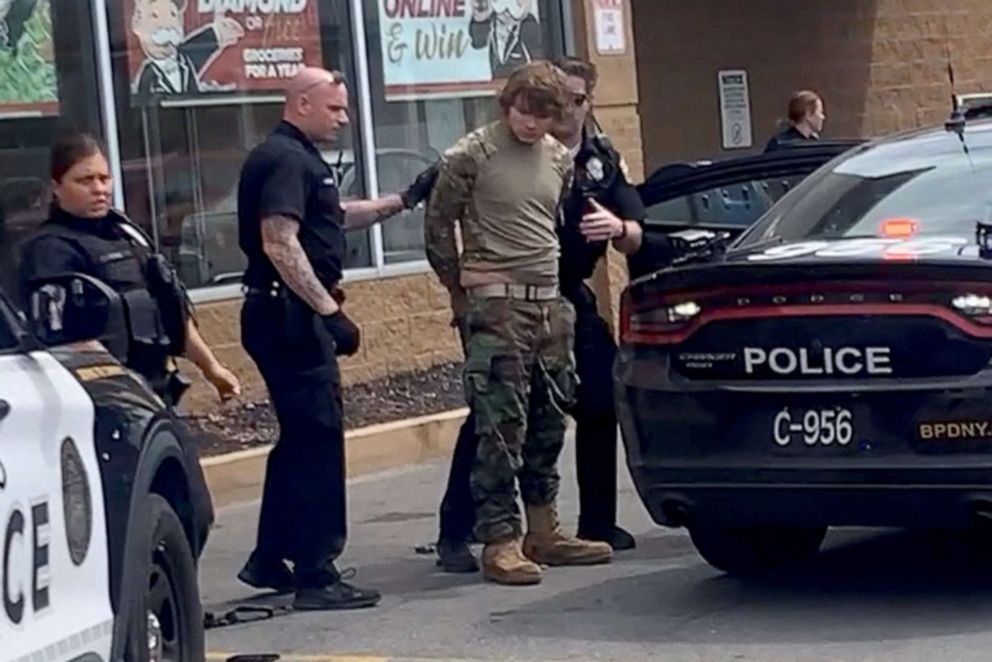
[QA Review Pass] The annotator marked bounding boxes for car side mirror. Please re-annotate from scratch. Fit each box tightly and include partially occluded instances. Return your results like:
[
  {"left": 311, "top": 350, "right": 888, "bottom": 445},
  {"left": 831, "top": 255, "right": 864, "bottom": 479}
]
[{"left": 26, "top": 273, "right": 129, "bottom": 361}]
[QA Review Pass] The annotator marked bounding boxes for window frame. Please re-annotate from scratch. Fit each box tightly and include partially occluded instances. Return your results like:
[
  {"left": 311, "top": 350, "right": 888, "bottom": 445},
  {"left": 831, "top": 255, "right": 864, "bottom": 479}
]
[{"left": 109, "top": 0, "right": 571, "bottom": 304}]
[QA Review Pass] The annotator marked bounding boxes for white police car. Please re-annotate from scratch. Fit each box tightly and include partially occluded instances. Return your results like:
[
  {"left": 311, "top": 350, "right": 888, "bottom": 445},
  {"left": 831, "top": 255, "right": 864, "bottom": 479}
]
[{"left": 1, "top": 273, "right": 212, "bottom": 661}]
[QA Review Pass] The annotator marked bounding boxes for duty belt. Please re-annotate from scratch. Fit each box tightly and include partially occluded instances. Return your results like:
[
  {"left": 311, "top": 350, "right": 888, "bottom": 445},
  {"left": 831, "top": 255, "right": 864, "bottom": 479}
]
[
  {"left": 244, "top": 282, "right": 286, "bottom": 298},
  {"left": 468, "top": 283, "right": 559, "bottom": 302}
]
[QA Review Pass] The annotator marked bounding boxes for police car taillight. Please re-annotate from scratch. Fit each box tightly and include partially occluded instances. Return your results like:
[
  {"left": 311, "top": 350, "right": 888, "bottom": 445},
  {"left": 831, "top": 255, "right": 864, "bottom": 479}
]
[
  {"left": 952, "top": 294, "right": 992, "bottom": 323},
  {"left": 621, "top": 295, "right": 701, "bottom": 344}
]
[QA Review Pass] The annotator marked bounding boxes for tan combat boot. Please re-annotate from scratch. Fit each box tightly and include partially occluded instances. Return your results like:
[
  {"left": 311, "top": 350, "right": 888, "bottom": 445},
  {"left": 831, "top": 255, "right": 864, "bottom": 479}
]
[
  {"left": 522, "top": 503, "right": 613, "bottom": 566},
  {"left": 481, "top": 537, "right": 543, "bottom": 585}
]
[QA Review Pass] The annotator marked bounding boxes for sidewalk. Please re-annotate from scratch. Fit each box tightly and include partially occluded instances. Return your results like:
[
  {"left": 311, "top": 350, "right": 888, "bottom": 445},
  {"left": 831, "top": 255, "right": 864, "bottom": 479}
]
[{"left": 198, "top": 440, "right": 683, "bottom": 661}]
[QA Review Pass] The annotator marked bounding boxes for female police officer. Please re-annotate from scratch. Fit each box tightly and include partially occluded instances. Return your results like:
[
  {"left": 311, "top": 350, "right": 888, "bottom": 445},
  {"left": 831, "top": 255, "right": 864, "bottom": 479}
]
[{"left": 18, "top": 132, "right": 240, "bottom": 405}]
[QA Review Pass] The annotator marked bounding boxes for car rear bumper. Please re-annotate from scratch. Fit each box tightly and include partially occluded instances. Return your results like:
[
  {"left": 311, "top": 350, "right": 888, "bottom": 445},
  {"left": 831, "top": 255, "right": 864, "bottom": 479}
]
[{"left": 616, "top": 362, "right": 992, "bottom": 529}]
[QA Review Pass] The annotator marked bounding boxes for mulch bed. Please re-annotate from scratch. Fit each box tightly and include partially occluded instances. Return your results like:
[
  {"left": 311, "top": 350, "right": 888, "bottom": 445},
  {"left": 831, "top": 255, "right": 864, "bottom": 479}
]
[{"left": 185, "top": 362, "right": 466, "bottom": 457}]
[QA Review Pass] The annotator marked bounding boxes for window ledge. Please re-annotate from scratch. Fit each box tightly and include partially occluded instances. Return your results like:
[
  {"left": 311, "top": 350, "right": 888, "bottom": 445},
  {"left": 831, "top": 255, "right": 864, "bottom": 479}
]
[{"left": 187, "top": 260, "right": 433, "bottom": 304}]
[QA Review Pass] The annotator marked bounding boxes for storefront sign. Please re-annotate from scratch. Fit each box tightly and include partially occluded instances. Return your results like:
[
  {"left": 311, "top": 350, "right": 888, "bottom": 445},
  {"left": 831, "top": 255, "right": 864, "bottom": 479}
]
[
  {"left": 591, "top": 0, "right": 625, "bottom": 55},
  {"left": 0, "top": 1, "right": 59, "bottom": 118},
  {"left": 377, "top": 0, "right": 546, "bottom": 101},
  {"left": 718, "top": 69, "right": 753, "bottom": 150},
  {"left": 122, "top": 0, "right": 325, "bottom": 106}
]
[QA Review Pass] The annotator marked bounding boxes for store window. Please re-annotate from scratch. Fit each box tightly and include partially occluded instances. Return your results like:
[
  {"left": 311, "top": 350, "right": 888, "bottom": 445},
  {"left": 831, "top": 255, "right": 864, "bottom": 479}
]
[
  {"left": 106, "top": 0, "right": 371, "bottom": 290},
  {"left": 362, "top": 0, "right": 566, "bottom": 264},
  {"left": 0, "top": 0, "right": 104, "bottom": 300}
]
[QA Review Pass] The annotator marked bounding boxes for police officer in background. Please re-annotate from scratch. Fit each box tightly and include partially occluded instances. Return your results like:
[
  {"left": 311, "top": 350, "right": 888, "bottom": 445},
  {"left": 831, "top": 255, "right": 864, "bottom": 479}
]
[
  {"left": 236, "top": 67, "right": 436, "bottom": 610},
  {"left": 19, "top": 132, "right": 241, "bottom": 406},
  {"left": 434, "top": 57, "right": 645, "bottom": 573},
  {"left": 764, "top": 90, "right": 825, "bottom": 152}
]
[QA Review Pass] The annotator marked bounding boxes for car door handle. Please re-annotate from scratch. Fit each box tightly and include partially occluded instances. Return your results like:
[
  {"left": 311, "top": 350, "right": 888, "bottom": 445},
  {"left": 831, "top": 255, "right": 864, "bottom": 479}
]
[{"left": 0, "top": 399, "right": 9, "bottom": 421}]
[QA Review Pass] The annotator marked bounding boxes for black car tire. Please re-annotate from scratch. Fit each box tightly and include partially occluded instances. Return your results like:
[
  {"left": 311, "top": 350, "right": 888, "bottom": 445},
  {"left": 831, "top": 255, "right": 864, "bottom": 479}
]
[
  {"left": 688, "top": 524, "right": 827, "bottom": 576},
  {"left": 125, "top": 493, "right": 204, "bottom": 662}
]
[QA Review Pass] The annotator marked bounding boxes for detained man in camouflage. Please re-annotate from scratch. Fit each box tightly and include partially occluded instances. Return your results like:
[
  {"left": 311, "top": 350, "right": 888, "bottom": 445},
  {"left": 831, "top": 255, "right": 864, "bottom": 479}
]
[{"left": 425, "top": 61, "right": 613, "bottom": 586}]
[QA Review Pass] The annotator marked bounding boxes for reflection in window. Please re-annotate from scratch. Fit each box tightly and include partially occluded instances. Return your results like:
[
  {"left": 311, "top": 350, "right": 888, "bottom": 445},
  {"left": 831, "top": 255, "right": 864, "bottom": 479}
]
[
  {"left": 0, "top": 0, "right": 103, "bottom": 302},
  {"left": 107, "top": 0, "right": 370, "bottom": 289},
  {"left": 362, "top": 0, "right": 564, "bottom": 264}
]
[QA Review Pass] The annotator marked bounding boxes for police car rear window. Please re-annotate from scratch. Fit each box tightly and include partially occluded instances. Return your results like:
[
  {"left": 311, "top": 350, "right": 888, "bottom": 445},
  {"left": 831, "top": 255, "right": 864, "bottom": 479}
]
[{"left": 738, "top": 133, "right": 992, "bottom": 248}]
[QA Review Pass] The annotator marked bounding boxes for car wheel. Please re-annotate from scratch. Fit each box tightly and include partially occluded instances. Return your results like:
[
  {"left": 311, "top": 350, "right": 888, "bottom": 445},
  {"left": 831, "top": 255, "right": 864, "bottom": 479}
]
[
  {"left": 125, "top": 493, "right": 205, "bottom": 662},
  {"left": 688, "top": 524, "right": 827, "bottom": 576}
]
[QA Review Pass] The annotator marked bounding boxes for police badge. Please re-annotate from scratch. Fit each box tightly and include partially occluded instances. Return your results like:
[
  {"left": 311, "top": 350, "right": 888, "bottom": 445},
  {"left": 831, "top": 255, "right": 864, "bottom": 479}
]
[{"left": 586, "top": 156, "right": 605, "bottom": 182}]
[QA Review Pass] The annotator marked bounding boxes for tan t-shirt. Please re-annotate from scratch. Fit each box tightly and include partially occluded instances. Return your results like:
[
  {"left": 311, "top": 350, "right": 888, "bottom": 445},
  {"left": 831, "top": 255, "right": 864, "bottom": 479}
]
[{"left": 425, "top": 121, "right": 574, "bottom": 289}]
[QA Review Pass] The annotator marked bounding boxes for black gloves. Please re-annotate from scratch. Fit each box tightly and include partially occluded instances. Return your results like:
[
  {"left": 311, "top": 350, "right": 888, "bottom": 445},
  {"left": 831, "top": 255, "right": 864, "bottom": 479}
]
[
  {"left": 322, "top": 310, "right": 361, "bottom": 356},
  {"left": 400, "top": 161, "right": 440, "bottom": 210}
]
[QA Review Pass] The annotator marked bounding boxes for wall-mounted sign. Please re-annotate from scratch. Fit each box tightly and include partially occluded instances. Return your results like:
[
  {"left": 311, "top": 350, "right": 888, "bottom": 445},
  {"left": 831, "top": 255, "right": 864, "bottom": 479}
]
[
  {"left": 591, "top": 0, "right": 625, "bottom": 55},
  {"left": 718, "top": 69, "right": 753, "bottom": 150}
]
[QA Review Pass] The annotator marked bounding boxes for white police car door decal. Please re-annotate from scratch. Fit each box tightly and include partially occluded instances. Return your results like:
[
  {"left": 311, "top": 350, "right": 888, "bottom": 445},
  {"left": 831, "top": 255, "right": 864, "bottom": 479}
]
[{"left": 0, "top": 352, "right": 113, "bottom": 661}]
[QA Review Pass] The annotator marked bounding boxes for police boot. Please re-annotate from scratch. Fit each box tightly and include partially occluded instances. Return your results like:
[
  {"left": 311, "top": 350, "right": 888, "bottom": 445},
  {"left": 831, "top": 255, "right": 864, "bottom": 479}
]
[
  {"left": 481, "top": 537, "right": 542, "bottom": 585},
  {"left": 523, "top": 503, "right": 613, "bottom": 566}
]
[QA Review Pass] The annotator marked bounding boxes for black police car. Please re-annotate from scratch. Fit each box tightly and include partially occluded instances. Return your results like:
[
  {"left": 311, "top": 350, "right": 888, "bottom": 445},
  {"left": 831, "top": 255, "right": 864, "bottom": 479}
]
[
  {"left": 618, "top": 115, "right": 992, "bottom": 575},
  {"left": 0, "top": 273, "right": 212, "bottom": 660}
]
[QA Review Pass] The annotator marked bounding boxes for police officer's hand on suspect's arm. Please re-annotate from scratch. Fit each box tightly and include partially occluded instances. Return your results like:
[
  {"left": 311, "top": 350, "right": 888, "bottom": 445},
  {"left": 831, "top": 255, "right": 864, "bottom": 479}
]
[{"left": 339, "top": 161, "right": 440, "bottom": 231}]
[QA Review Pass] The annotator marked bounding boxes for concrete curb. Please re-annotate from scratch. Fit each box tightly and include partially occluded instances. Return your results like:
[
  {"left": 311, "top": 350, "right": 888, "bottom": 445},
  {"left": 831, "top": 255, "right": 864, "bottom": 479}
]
[{"left": 201, "top": 408, "right": 469, "bottom": 508}]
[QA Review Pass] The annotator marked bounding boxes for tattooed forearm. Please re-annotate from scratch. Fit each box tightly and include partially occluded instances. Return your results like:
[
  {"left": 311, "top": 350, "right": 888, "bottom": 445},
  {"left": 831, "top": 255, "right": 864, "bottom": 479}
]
[
  {"left": 261, "top": 215, "right": 338, "bottom": 315},
  {"left": 341, "top": 194, "right": 406, "bottom": 230}
]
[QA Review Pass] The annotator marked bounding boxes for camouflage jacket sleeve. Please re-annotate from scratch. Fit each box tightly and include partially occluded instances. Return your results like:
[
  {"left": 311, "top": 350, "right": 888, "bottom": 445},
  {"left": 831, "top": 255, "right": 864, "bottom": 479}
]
[
  {"left": 424, "top": 141, "right": 479, "bottom": 291},
  {"left": 554, "top": 144, "right": 576, "bottom": 225}
]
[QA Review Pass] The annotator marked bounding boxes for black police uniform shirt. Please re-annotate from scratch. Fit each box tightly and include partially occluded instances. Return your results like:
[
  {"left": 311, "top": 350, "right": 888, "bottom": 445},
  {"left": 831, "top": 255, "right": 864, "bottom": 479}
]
[
  {"left": 239, "top": 121, "right": 345, "bottom": 290},
  {"left": 559, "top": 129, "right": 646, "bottom": 297},
  {"left": 764, "top": 125, "right": 818, "bottom": 153}
]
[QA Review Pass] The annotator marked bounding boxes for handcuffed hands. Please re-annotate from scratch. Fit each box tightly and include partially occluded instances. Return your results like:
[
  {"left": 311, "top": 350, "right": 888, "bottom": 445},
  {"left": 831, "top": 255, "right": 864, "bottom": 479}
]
[{"left": 322, "top": 310, "right": 362, "bottom": 356}]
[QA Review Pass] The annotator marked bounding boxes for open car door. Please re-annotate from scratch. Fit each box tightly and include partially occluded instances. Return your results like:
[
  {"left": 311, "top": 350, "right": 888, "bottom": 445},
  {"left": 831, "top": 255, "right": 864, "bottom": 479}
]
[{"left": 630, "top": 140, "right": 861, "bottom": 278}]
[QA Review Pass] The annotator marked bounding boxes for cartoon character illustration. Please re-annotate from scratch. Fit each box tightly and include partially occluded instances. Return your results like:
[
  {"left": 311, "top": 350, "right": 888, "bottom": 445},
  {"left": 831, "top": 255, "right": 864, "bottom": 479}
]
[
  {"left": 469, "top": 0, "right": 543, "bottom": 80},
  {"left": 130, "top": 0, "right": 244, "bottom": 105},
  {"left": 0, "top": 0, "right": 38, "bottom": 55}
]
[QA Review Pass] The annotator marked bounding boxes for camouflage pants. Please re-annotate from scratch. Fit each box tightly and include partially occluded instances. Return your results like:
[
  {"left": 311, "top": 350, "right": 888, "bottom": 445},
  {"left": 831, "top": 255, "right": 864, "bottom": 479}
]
[{"left": 463, "top": 295, "right": 578, "bottom": 543}]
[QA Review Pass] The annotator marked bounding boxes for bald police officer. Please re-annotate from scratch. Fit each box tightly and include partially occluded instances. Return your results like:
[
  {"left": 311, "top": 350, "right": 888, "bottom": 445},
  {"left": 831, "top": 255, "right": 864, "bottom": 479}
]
[{"left": 236, "top": 67, "right": 435, "bottom": 610}]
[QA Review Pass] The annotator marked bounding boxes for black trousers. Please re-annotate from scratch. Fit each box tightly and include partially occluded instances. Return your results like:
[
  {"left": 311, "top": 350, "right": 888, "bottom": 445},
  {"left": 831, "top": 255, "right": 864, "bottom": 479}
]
[
  {"left": 242, "top": 293, "right": 346, "bottom": 587},
  {"left": 438, "top": 287, "right": 620, "bottom": 542}
]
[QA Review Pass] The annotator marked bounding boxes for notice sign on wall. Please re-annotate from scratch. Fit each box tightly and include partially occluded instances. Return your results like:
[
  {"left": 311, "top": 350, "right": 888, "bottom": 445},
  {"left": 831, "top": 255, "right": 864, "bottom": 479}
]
[
  {"left": 0, "top": 0, "right": 59, "bottom": 118},
  {"left": 123, "top": 0, "right": 325, "bottom": 107},
  {"left": 591, "top": 0, "right": 625, "bottom": 55},
  {"left": 718, "top": 69, "right": 753, "bottom": 150},
  {"left": 377, "top": 0, "right": 546, "bottom": 102}
]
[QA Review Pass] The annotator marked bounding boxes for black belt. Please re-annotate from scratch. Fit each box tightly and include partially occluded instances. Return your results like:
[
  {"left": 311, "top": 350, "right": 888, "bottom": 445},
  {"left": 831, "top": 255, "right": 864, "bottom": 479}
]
[{"left": 244, "top": 282, "right": 286, "bottom": 298}]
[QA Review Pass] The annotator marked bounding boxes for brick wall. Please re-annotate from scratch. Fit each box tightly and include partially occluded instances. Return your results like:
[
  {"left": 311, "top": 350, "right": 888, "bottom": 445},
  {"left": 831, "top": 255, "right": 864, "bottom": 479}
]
[
  {"left": 572, "top": 0, "right": 645, "bottom": 330},
  {"left": 632, "top": 0, "right": 992, "bottom": 171},
  {"left": 179, "top": 272, "right": 464, "bottom": 412}
]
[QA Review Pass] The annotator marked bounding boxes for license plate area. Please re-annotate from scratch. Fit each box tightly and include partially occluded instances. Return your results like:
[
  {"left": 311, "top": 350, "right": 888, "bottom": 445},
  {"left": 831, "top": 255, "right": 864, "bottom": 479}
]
[{"left": 769, "top": 404, "right": 867, "bottom": 454}]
